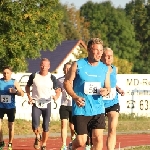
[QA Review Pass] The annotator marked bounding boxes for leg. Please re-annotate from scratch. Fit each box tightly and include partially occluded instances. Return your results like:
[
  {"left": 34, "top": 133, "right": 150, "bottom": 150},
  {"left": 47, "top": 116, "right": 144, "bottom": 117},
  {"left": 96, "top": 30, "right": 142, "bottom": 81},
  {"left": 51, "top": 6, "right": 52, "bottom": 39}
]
[
  {"left": 72, "top": 134, "right": 87, "bottom": 150},
  {"left": 61, "top": 119, "right": 68, "bottom": 145},
  {"left": 89, "top": 114, "right": 105, "bottom": 150},
  {"left": 32, "top": 105, "right": 42, "bottom": 137},
  {"left": 71, "top": 116, "right": 89, "bottom": 150},
  {"left": 8, "top": 122, "right": 14, "bottom": 144},
  {"left": 0, "top": 119, "right": 4, "bottom": 149},
  {"left": 41, "top": 103, "right": 51, "bottom": 147},
  {"left": 69, "top": 122, "right": 74, "bottom": 139},
  {"left": 59, "top": 105, "right": 69, "bottom": 146},
  {"left": 0, "top": 108, "right": 4, "bottom": 143},
  {"left": 68, "top": 106, "right": 75, "bottom": 140},
  {"left": 32, "top": 105, "right": 42, "bottom": 149},
  {"left": 91, "top": 129, "right": 103, "bottom": 150},
  {"left": 85, "top": 135, "right": 92, "bottom": 150},
  {"left": 7, "top": 108, "right": 16, "bottom": 145},
  {"left": 106, "top": 111, "right": 119, "bottom": 150},
  {"left": 0, "top": 119, "right": 3, "bottom": 143}
]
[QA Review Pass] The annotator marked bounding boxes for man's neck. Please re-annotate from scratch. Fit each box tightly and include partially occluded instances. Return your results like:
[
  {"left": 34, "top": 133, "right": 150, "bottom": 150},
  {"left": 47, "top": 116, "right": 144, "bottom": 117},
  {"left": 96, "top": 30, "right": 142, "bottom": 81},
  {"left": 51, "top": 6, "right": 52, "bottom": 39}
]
[
  {"left": 39, "top": 71, "right": 48, "bottom": 76},
  {"left": 87, "top": 58, "right": 99, "bottom": 66},
  {"left": 3, "top": 78, "right": 11, "bottom": 81}
]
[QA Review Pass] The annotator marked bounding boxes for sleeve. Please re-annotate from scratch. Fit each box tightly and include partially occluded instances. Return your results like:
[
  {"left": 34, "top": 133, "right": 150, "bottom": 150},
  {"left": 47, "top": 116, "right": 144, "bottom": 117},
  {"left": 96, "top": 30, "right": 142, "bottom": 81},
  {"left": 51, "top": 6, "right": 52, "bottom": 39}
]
[
  {"left": 26, "top": 73, "right": 34, "bottom": 87},
  {"left": 57, "top": 79, "right": 63, "bottom": 90},
  {"left": 51, "top": 74, "right": 59, "bottom": 90}
]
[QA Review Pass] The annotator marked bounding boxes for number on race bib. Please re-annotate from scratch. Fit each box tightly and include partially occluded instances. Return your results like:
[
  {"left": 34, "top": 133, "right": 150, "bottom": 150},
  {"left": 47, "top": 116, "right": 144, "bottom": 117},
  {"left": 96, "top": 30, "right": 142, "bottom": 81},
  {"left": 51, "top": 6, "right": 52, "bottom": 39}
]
[
  {"left": 35, "top": 98, "right": 51, "bottom": 108},
  {"left": 103, "top": 88, "right": 116, "bottom": 100},
  {"left": 1, "top": 95, "right": 11, "bottom": 103},
  {"left": 84, "top": 82, "right": 101, "bottom": 95},
  {"left": 37, "top": 102, "right": 47, "bottom": 108},
  {"left": 65, "top": 91, "right": 72, "bottom": 100}
]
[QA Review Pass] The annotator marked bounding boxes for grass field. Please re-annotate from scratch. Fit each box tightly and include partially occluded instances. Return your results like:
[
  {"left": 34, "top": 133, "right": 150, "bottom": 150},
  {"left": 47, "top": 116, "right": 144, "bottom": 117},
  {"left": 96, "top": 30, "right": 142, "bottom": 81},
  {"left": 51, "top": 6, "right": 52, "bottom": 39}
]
[
  {"left": 1, "top": 114, "right": 150, "bottom": 135},
  {"left": 127, "top": 146, "right": 150, "bottom": 150}
]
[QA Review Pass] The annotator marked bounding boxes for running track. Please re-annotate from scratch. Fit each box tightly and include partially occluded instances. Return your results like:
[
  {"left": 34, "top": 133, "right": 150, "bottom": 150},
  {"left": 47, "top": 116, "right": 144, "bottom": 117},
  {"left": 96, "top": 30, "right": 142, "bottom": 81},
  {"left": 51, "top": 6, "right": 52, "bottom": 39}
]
[{"left": 2, "top": 134, "right": 150, "bottom": 150}]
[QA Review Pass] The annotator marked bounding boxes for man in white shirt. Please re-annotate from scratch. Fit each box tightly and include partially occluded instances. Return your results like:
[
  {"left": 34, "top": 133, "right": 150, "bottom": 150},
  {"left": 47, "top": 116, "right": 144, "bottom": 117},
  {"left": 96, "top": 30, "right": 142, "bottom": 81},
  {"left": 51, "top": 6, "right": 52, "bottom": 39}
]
[{"left": 25, "top": 58, "right": 60, "bottom": 150}]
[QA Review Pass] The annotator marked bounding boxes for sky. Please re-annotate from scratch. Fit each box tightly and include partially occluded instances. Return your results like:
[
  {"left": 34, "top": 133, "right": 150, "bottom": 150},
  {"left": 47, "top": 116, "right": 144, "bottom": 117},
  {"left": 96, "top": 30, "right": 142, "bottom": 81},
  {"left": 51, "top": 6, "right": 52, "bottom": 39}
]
[{"left": 60, "top": 0, "right": 131, "bottom": 8}]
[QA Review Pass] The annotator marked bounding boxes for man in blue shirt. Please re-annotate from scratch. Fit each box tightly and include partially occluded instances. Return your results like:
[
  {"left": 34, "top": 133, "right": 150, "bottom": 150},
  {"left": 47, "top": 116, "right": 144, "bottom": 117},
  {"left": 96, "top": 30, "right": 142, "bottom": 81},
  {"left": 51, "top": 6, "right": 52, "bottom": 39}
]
[
  {"left": 0, "top": 66, "right": 24, "bottom": 150},
  {"left": 64, "top": 38, "right": 111, "bottom": 150}
]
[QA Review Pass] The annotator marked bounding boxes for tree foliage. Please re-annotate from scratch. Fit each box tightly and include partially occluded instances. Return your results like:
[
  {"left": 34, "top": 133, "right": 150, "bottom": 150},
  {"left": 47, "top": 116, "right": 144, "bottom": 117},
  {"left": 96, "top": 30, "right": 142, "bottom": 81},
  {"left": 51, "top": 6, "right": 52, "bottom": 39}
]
[
  {"left": 80, "top": 1, "right": 141, "bottom": 72},
  {"left": 113, "top": 56, "right": 133, "bottom": 74},
  {"left": 0, "top": 0, "right": 63, "bottom": 72},
  {"left": 125, "top": 0, "right": 150, "bottom": 73},
  {"left": 58, "top": 3, "right": 90, "bottom": 43}
]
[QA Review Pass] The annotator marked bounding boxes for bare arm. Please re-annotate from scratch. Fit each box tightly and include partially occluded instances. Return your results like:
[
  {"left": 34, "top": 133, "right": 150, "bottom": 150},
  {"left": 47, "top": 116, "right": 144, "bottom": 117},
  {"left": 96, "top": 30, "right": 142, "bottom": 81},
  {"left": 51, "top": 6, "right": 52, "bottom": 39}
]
[
  {"left": 25, "top": 74, "right": 34, "bottom": 103},
  {"left": 53, "top": 88, "right": 61, "bottom": 100},
  {"left": 115, "top": 67, "right": 121, "bottom": 92},
  {"left": 25, "top": 85, "right": 32, "bottom": 100},
  {"left": 14, "top": 81, "right": 24, "bottom": 97},
  {"left": 63, "top": 62, "right": 79, "bottom": 99},
  {"left": 104, "top": 66, "right": 111, "bottom": 93}
]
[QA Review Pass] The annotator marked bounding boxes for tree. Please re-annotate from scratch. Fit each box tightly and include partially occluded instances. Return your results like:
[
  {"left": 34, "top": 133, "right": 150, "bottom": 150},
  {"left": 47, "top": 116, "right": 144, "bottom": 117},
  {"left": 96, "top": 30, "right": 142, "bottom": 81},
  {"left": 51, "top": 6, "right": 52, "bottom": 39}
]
[
  {"left": 58, "top": 3, "right": 90, "bottom": 42},
  {"left": 113, "top": 56, "right": 133, "bottom": 74},
  {"left": 0, "top": 0, "right": 63, "bottom": 72},
  {"left": 125, "top": 0, "right": 150, "bottom": 73},
  {"left": 80, "top": 1, "right": 141, "bottom": 72}
]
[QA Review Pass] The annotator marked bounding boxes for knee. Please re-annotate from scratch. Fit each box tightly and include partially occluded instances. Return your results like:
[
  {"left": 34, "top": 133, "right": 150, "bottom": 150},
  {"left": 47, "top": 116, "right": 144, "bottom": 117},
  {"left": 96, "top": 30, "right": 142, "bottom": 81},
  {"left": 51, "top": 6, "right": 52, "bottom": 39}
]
[
  {"left": 92, "top": 135, "right": 103, "bottom": 144},
  {"left": 76, "top": 137, "right": 87, "bottom": 147},
  {"left": 77, "top": 140, "right": 86, "bottom": 147},
  {"left": 109, "top": 127, "right": 116, "bottom": 135},
  {"left": 42, "top": 123, "right": 49, "bottom": 132},
  {"left": 61, "top": 120, "right": 67, "bottom": 129}
]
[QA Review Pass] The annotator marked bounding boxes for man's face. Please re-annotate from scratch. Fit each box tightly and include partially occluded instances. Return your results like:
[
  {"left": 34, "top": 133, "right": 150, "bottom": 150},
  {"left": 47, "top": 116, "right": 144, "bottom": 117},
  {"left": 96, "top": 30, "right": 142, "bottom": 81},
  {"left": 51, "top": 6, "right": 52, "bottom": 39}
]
[
  {"left": 3, "top": 69, "right": 12, "bottom": 80},
  {"left": 40, "top": 60, "right": 50, "bottom": 72},
  {"left": 102, "top": 50, "right": 113, "bottom": 65},
  {"left": 63, "top": 64, "right": 71, "bottom": 75},
  {"left": 88, "top": 43, "right": 103, "bottom": 62}
]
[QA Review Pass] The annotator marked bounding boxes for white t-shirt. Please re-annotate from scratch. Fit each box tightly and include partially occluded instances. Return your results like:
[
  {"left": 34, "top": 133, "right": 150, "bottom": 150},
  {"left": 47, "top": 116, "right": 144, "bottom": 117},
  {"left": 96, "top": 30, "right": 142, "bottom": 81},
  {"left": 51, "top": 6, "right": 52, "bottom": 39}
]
[
  {"left": 57, "top": 76, "right": 72, "bottom": 106},
  {"left": 32, "top": 72, "right": 54, "bottom": 100}
]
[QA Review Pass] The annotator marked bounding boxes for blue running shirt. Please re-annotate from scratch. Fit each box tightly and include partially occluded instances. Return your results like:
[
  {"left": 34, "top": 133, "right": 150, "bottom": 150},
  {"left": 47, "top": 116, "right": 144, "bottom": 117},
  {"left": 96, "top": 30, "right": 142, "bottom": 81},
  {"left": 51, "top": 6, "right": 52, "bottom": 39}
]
[
  {"left": 0, "top": 78, "right": 16, "bottom": 109},
  {"left": 72, "top": 58, "right": 108, "bottom": 116}
]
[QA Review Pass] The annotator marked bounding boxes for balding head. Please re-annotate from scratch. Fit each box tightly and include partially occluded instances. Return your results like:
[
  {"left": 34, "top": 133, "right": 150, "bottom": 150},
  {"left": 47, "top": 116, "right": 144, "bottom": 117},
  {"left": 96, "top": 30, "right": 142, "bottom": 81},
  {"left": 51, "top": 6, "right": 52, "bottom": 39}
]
[{"left": 40, "top": 58, "right": 50, "bottom": 74}]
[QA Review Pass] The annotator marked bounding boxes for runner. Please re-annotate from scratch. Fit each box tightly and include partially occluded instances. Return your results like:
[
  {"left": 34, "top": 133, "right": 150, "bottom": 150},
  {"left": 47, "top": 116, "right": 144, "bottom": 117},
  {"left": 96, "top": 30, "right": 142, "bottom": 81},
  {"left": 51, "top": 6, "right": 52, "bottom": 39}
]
[
  {"left": 25, "top": 58, "right": 60, "bottom": 150},
  {"left": 64, "top": 38, "right": 111, "bottom": 150},
  {"left": 57, "top": 62, "right": 75, "bottom": 150},
  {"left": 0, "top": 66, "right": 24, "bottom": 150},
  {"left": 101, "top": 48, "right": 124, "bottom": 150}
]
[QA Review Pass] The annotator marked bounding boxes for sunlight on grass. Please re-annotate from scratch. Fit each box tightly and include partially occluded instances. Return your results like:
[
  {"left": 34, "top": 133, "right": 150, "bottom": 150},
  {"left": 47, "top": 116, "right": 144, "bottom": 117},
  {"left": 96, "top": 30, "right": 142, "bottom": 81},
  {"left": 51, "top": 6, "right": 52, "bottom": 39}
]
[{"left": 1, "top": 114, "right": 150, "bottom": 135}]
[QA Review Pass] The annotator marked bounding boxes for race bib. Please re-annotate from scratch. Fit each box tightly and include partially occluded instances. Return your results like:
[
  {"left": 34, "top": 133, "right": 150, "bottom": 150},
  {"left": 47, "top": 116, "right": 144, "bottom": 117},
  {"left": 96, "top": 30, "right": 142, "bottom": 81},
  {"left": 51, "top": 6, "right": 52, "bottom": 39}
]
[
  {"left": 1, "top": 95, "right": 11, "bottom": 103},
  {"left": 103, "top": 88, "right": 116, "bottom": 100},
  {"left": 84, "top": 82, "right": 101, "bottom": 95},
  {"left": 35, "top": 98, "right": 51, "bottom": 108},
  {"left": 65, "top": 91, "right": 72, "bottom": 101}
]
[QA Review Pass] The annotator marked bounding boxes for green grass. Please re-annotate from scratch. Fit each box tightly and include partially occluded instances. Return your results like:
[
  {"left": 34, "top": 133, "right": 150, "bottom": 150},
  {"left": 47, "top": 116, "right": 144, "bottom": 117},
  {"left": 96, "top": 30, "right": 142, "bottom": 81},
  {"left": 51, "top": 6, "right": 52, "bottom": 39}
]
[
  {"left": 1, "top": 114, "right": 150, "bottom": 135},
  {"left": 126, "top": 146, "right": 150, "bottom": 150}
]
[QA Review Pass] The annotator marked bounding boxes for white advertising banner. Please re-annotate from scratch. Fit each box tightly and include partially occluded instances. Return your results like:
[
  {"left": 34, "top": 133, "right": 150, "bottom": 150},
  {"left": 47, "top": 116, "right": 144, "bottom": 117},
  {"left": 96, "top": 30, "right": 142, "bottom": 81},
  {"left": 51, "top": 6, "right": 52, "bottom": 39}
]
[
  {"left": 117, "top": 74, "right": 150, "bottom": 116},
  {"left": 1, "top": 73, "right": 150, "bottom": 120}
]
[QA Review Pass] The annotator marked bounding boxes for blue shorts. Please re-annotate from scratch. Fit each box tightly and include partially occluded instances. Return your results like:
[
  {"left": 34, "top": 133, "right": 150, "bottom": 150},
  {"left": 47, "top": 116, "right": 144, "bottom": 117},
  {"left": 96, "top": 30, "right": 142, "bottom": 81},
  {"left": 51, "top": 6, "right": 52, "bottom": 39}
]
[{"left": 32, "top": 103, "right": 51, "bottom": 132}]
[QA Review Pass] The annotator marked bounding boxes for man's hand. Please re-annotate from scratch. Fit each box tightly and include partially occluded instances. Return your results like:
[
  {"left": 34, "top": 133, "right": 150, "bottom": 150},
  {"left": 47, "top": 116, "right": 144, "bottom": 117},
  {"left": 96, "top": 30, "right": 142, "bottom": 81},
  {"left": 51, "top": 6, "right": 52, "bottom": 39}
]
[
  {"left": 28, "top": 97, "right": 34, "bottom": 105},
  {"left": 52, "top": 95, "right": 57, "bottom": 101},
  {"left": 100, "top": 88, "right": 109, "bottom": 97},
  {"left": 9, "top": 88, "right": 17, "bottom": 94},
  {"left": 118, "top": 88, "right": 125, "bottom": 96},
  {"left": 74, "top": 96, "right": 85, "bottom": 107}
]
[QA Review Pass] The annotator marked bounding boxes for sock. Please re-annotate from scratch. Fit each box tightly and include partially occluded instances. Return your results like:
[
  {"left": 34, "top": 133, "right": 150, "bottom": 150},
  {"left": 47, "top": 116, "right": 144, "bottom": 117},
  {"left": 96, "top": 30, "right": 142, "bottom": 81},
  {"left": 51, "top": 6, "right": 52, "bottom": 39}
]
[
  {"left": 63, "top": 142, "right": 66, "bottom": 146},
  {"left": 36, "top": 134, "right": 41, "bottom": 139}
]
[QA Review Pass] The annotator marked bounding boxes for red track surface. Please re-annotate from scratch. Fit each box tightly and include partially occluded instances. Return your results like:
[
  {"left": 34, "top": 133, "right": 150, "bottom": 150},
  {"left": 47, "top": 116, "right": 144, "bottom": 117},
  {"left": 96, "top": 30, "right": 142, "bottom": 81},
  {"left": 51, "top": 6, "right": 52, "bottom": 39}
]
[{"left": 2, "top": 134, "right": 150, "bottom": 150}]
